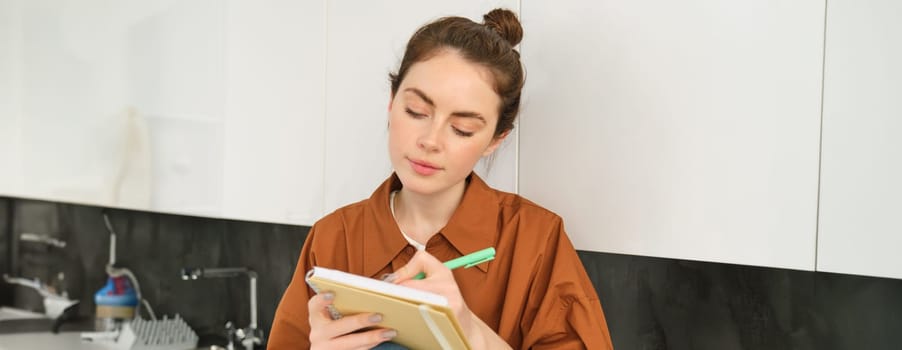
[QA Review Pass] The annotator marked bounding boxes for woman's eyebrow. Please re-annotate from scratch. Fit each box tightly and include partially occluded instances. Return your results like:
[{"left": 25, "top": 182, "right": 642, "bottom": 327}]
[
  {"left": 451, "top": 111, "right": 486, "bottom": 124},
  {"left": 404, "top": 88, "right": 486, "bottom": 124},
  {"left": 404, "top": 88, "right": 435, "bottom": 106}
]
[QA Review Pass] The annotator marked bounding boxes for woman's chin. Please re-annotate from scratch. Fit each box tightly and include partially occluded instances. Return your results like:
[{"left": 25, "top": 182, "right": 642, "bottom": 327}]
[{"left": 396, "top": 171, "right": 446, "bottom": 193}]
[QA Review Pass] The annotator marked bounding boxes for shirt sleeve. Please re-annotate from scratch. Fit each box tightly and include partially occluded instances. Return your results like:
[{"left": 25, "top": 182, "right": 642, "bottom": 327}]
[
  {"left": 520, "top": 217, "right": 614, "bottom": 350},
  {"left": 267, "top": 224, "right": 319, "bottom": 349}
]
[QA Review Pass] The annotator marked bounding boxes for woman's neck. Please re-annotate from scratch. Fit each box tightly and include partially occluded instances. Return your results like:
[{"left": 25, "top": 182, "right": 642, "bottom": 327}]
[{"left": 394, "top": 179, "right": 467, "bottom": 245}]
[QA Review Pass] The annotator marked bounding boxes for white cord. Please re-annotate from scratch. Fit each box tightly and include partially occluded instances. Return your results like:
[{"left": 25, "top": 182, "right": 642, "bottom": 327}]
[
  {"left": 141, "top": 298, "right": 156, "bottom": 320},
  {"left": 105, "top": 266, "right": 157, "bottom": 321},
  {"left": 102, "top": 213, "right": 116, "bottom": 266},
  {"left": 102, "top": 212, "right": 157, "bottom": 321}
]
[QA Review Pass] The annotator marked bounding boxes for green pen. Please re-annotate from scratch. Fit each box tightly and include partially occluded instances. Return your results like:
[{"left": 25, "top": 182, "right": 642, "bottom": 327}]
[{"left": 413, "top": 247, "right": 496, "bottom": 280}]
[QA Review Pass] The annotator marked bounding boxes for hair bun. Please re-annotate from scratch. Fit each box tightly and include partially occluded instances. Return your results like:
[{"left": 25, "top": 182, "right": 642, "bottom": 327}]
[{"left": 482, "top": 9, "right": 523, "bottom": 47}]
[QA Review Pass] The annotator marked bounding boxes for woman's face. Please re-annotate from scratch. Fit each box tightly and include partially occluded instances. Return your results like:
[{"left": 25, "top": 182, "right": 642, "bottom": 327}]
[{"left": 388, "top": 49, "right": 507, "bottom": 197}]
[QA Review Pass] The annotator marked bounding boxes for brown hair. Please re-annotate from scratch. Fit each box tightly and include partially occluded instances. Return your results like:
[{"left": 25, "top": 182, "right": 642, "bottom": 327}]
[{"left": 389, "top": 9, "right": 525, "bottom": 138}]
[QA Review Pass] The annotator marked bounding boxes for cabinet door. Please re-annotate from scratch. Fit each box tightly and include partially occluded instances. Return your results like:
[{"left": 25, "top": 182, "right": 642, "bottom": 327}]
[
  {"left": 817, "top": 0, "right": 902, "bottom": 279},
  {"left": 519, "top": 0, "right": 824, "bottom": 270},
  {"left": 323, "top": 1, "right": 519, "bottom": 214},
  {"left": 0, "top": 0, "right": 230, "bottom": 217},
  {"left": 0, "top": 0, "right": 326, "bottom": 226},
  {"left": 0, "top": 0, "right": 23, "bottom": 197},
  {"left": 221, "top": 0, "right": 325, "bottom": 225}
]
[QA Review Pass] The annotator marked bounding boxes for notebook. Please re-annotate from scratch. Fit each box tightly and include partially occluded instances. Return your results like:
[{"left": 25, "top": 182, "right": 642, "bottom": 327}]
[{"left": 305, "top": 266, "right": 471, "bottom": 350}]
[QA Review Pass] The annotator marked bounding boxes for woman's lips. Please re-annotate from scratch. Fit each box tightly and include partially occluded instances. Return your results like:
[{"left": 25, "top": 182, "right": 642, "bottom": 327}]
[{"left": 409, "top": 158, "right": 441, "bottom": 176}]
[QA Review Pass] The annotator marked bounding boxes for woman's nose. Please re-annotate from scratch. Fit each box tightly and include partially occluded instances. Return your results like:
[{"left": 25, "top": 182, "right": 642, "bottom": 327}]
[{"left": 417, "top": 125, "right": 442, "bottom": 152}]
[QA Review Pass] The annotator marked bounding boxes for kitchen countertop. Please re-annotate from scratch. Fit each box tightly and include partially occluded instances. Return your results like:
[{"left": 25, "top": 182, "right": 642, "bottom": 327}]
[
  {"left": 0, "top": 331, "right": 105, "bottom": 350},
  {"left": 0, "top": 331, "right": 223, "bottom": 350},
  {"left": 0, "top": 316, "right": 225, "bottom": 349}
]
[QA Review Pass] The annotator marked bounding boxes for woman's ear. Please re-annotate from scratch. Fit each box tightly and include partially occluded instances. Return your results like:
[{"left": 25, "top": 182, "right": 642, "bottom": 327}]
[
  {"left": 387, "top": 94, "right": 395, "bottom": 128},
  {"left": 482, "top": 130, "right": 511, "bottom": 157}
]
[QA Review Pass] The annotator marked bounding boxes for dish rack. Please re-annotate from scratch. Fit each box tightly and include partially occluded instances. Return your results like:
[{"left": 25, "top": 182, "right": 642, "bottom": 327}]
[{"left": 81, "top": 314, "right": 198, "bottom": 350}]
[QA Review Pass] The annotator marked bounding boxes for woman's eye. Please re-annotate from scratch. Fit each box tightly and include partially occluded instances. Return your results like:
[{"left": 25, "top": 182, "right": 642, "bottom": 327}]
[
  {"left": 405, "top": 108, "right": 427, "bottom": 119},
  {"left": 453, "top": 128, "right": 474, "bottom": 137}
]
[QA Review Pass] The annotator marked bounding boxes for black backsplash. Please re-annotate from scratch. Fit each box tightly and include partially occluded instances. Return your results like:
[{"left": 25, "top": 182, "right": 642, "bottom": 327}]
[
  {"left": 1, "top": 196, "right": 901, "bottom": 349},
  {"left": 0, "top": 197, "right": 309, "bottom": 346},
  {"left": 1, "top": 198, "right": 12, "bottom": 307},
  {"left": 580, "top": 251, "right": 902, "bottom": 350}
]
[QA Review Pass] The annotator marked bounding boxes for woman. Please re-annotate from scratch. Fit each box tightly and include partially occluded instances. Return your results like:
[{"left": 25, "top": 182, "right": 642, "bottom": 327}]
[{"left": 269, "top": 9, "right": 613, "bottom": 350}]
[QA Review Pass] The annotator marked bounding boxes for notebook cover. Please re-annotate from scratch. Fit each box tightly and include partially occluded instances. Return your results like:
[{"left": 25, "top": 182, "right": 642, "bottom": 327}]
[{"left": 306, "top": 267, "right": 471, "bottom": 350}]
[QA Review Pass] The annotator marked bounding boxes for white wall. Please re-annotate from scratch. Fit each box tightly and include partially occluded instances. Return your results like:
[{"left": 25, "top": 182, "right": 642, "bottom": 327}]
[
  {"left": 817, "top": 0, "right": 902, "bottom": 280},
  {"left": 518, "top": 0, "right": 825, "bottom": 271}
]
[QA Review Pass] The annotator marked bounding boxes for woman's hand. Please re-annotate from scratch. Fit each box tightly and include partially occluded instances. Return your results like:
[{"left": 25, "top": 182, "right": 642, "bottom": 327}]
[
  {"left": 388, "top": 250, "right": 512, "bottom": 350},
  {"left": 307, "top": 291, "right": 397, "bottom": 350}
]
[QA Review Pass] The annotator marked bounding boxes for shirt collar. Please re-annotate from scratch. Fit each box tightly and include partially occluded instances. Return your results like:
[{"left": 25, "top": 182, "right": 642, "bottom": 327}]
[
  {"left": 440, "top": 173, "right": 500, "bottom": 273},
  {"left": 363, "top": 172, "right": 500, "bottom": 277},
  {"left": 363, "top": 174, "right": 408, "bottom": 278}
]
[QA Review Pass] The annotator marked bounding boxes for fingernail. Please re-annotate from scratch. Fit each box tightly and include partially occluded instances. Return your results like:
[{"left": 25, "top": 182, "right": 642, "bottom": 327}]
[
  {"left": 381, "top": 330, "right": 397, "bottom": 339},
  {"left": 381, "top": 273, "right": 397, "bottom": 283},
  {"left": 368, "top": 313, "right": 383, "bottom": 323},
  {"left": 322, "top": 292, "right": 334, "bottom": 301}
]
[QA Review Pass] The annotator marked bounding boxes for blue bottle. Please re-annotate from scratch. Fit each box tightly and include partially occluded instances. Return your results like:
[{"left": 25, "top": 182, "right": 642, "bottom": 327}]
[{"left": 94, "top": 275, "right": 138, "bottom": 330}]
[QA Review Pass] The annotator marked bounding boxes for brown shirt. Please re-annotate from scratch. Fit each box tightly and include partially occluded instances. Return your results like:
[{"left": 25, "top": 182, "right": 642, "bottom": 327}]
[{"left": 269, "top": 173, "right": 613, "bottom": 349}]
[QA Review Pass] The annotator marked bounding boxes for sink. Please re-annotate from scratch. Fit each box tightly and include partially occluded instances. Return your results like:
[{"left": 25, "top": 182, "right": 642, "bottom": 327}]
[
  {"left": 0, "top": 310, "right": 93, "bottom": 335},
  {"left": 0, "top": 306, "right": 53, "bottom": 335},
  {"left": 0, "top": 321, "right": 97, "bottom": 350},
  {"left": 0, "top": 306, "right": 47, "bottom": 321}
]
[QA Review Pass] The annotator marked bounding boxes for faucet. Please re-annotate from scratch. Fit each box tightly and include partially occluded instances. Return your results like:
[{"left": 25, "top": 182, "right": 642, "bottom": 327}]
[{"left": 180, "top": 267, "right": 262, "bottom": 350}]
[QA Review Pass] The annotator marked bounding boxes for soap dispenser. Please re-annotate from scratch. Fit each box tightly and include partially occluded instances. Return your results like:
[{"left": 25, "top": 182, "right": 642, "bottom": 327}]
[
  {"left": 93, "top": 212, "right": 150, "bottom": 331},
  {"left": 94, "top": 275, "right": 138, "bottom": 330}
]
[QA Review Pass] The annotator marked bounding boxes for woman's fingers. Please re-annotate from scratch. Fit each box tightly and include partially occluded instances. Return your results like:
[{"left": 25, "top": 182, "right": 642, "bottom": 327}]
[
  {"left": 390, "top": 250, "right": 450, "bottom": 283},
  {"left": 310, "top": 312, "right": 395, "bottom": 348},
  {"left": 309, "top": 291, "right": 395, "bottom": 347},
  {"left": 328, "top": 327, "right": 398, "bottom": 350},
  {"left": 310, "top": 313, "right": 395, "bottom": 349},
  {"left": 331, "top": 313, "right": 387, "bottom": 337},
  {"left": 307, "top": 292, "right": 335, "bottom": 327}
]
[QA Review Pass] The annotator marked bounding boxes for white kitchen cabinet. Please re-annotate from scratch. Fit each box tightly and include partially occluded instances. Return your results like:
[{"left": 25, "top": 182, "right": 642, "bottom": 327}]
[
  {"left": 817, "top": 0, "right": 902, "bottom": 279},
  {"left": 322, "top": 0, "right": 520, "bottom": 214},
  {"left": 0, "top": 0, "right": 521, "bottom": 226},
  {"left": 221, "top": 0, "right": 325, "bottom": 225},
  {"left": 0, "top": 0, "right": 326, "bottom": 226},
  {"left": 0, "top": 0, "right": 230, "bottom": 217},
  {"left": 518, "top": 0, "right": 825, "bottom": 270},
  {"left": 0, "top": 0, "right": 23, "bottom": 198}
]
